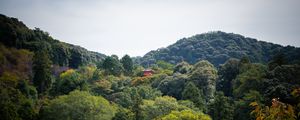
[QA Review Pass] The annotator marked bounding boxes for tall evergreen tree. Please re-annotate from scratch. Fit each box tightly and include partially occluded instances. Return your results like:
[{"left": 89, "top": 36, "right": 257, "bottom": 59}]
[
  {"left": 217, "top": 58, "right": 239, "bottom": 96},
  {"left": 189, "top": 60, "right": 218, "bottom": 103},
  {"left": 173, "top": 61, "right": 192, "bottom": 74},
  {"left": 33, "top": 49, "right": 52, "bottom": 94},
  {"left": 182, "top": 82, "right": 206, "bottom": 112},
  {"left": 102, "top": 55, "right": 124, "bottom": 76},
  {"left": 121, "top": 54, "right": 133, "bottom": 76},
  {"left": 131, "top": 88, "right": 143, "bottom": 120},
  {"left": 268, "top": 53, "right": 286, "bottom": 70},
  {"left": 208, "top": 92, "right": 234, "bottom": 120}
]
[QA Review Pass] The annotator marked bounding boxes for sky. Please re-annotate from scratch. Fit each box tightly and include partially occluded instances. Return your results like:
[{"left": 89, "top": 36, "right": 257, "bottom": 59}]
[{"left": 0, "top": 0, "right": 299, "bottom": 57}]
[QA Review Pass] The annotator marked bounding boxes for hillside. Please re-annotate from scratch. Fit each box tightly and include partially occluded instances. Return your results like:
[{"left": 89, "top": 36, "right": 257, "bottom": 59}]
[
  {"left": 0, "top": 14, "right": 106, "bottom": 68},
  {"left": 0, "top": 13, "right": 300, "bottom": 120},
  {"left": 140, "top": 31, "right": 300, "bottom": 66}
]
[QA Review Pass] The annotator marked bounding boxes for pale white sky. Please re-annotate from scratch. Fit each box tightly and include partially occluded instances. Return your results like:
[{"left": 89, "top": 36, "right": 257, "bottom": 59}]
[{"left": 0, "top": 0, "right": 299, "bottom": 57}]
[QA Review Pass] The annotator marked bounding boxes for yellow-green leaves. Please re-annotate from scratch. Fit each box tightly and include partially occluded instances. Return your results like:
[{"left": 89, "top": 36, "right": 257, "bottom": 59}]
[{"left": 41, "top": 90, "right": 116, "bottom": 120}]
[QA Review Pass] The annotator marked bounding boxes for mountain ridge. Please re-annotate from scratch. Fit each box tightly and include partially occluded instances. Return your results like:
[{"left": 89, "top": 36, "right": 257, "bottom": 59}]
[
  {"left": 139, "top": 31, "right": 300, "bottom": 66},
  {"left": 0, "top": 14, "right": 106, "bottom": 68},
  {"left": 1, "top": 14, "right": 299, "bottom": 67}
]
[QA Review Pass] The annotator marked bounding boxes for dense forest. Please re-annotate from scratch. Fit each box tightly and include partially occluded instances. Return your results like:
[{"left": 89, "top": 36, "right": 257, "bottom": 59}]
[
  {"left": 139, "top": 31, "right": 300, "bottom": 66},
  {"left": 0, "top": 14, "right": 106, "bottom": 68},
  {"left": 1, "top": 14, "right": 300, "bottom": 120}
]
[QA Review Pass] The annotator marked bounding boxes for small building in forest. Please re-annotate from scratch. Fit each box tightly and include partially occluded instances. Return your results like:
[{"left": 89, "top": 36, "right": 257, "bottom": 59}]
[{"left": 143, "top": 69, "right": 154, "bottom": 76}]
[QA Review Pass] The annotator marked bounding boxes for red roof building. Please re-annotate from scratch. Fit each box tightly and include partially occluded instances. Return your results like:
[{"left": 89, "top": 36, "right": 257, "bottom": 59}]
[{"left": 143, "top": 69, "right": 154, "bottom": 76}]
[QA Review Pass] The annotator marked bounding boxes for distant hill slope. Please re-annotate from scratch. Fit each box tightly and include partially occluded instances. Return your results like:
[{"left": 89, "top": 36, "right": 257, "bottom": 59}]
[
  {"left": 140, "top": 31, "right": 300, "bottom": 66},
  {"left": 0, "top": 14, "right": 106, "bottom": 68}
]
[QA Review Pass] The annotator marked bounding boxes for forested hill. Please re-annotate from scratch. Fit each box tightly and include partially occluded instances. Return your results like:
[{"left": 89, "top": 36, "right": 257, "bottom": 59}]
[
  {"left": 0, "top": 14, "right": 106, "bottom": 68},
  {"left": 140, "top": 31, "right": 300, "bottom": 66}
]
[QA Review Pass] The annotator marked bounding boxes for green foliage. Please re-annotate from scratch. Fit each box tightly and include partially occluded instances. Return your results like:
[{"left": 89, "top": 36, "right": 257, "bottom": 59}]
[
  {"left": 263, "top": 65, "right": 300, "bottom": 102},
  {"left": 182, "top": 82, "right": 206, "bottom": 112},
  {"left": 17, "top": 80, "right": 38, "bottom": 100},
  {"left": 156, "top": 60, "right": 174, "bottom": 70},
  {"left": 173, "top": 61, "right": 192, "bottom": 74},
  {"left": 208, "top": 92, "right": 234, "bottom": 120},
  {"left": 268, "top": 53, "right": 286, "bottom": 71},
  {"left": 93, "top": 79, "right": 113, "bottom": 96},
  {"left": 217, "top": 58, "right": 239, "bottom": 96},
  {"left": 0, "top": 73, "right": 38, "bottom": 120},
  {"left": 291, "top": 88, "right": 300, "bottom": 118},
  {"left": 140, "top": 96, "right": 191, "bottom": 120},
  {"left": 90, "top": 75, "right": 131, "bottom": 97},
  {"left": 113, "top": 107, "right": 135, "bottom": 120},
  {"left": 78, "top": 64, "right": 97, "bottom": 82},
  {"left": 132, "top": 88, "right": 143, "bottom": 120},
  {"left": 132, "top": 65, "right": 145, "bottom": 77},
  {"left": 51, "top": 69, "right": 88, "bottom": 96},
  {"left": 102, "top": 55, "right": 124, "bottom": 76},
  {"left": 68, "top": 48, "right": 83, "bottom": 68},
  {"left": 1, "top": 14, "right": 300, "bottom": 120},
  {"left": 157, "top": 73, "right": 187, "bottom": 99},
  {"left": 233, "top": 63, "right": 267, "bottom": 98},
  {"left": 41, "top": 90, "right": 116, "bottom": 120},
  {"left": 0, "top": 14, "right": 106, "bottom": 68},
  {"left": 0, "top": 89, "right": 37, "bottom": 120},
  {"left": 0, "top": 44, "right": 38, "bottom": 120},
  {"left": 189, "top": 60, "right": 218, "bottom": 103},
  {"left": 33, "top": 49, "right": 53, "bottom": 94},
  {"left": 177, "top": 100, "right": 199, "bottom": 110},
  {"left": 149, "top": 62, "right": 173, "bottom": 76},
  {"left": 234, "top": 90, "right": 264, "bottom": 120},
  {"left": 50, "top": 43, "right": 70, "bottom": 66},
  {"left": 140, "top": 31, "right": 300, "bottom": 66},
  {"left": 157, "top": 110, "right": 211, "bottom": 120},
  {"left": 239, "top": 56, "right": 251, "bottom": 65},
  {"left": 111, "top": 86, "right": 162, "bottom": 108},
  {"left": 121, "top": 54, "right": 133, "bottom": 76},
  {"left": 0, "top": 43, "right": 33, "bottom": 80}
]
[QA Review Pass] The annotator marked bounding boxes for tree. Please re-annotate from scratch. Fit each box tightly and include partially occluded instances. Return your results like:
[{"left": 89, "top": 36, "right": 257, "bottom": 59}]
[
  {"left": 51, "top": 43, "right": 70, "bottom": 66},
  {"left": 0, "top": 73, "right": 37, "bottom": 120},
  {"left": 69, "top": 49, "right": 83, "bottom": 68},
  {"left": 189, "top": 60, "right": 218, "bottom": 103},
  {"left": 113, "top": 107, "right": 135, "bottom": 120},
  {"left": 268, "top": 53, "right": 286, "bottom": 70},
  {"left": 102, "top": 56, "right": 124, "bottom": 76},
  {"left": 156, "top": 60, "right": 174, "bottom": 70},
  {"left": 208, "top": 92, "right": 234, "bottom": 120},
  {"left": 232, "top": 63, "right": 267, "bottom": 98},
  {"left": 132, "top": 65, "right": 145, "bottom": 77},
  {"left": 182, "top": 82, "right": 206, "bottom": 112},
  {"left": 51, "top": 69, "right": 88, "bottom": 96},
  {"left": 121, "top": 55, "right": 133, "bottom": 76},
  {"left": 157, "top": 110, "right": 211, "bottom": 120},
  {"left": 41, "top": 90, "right": 116, "bottom": 120},
  {"left": 239, "top": 56, "right": 251, "bottom": 65},
  {"left": 234, "top": 90, "right": 264, "bottom": 120},
  {"left": 111, "top": 86, "right": 162, "bottom": 108},
  {"left": 132, "top": 88, "right": 143, "bottom": 120},
  {"left": 33, "top": 49, "right": 52, "bottom": 94},
  {"left": 173, "top": 61, "right": 192, "bottom": 74},
  {"left": 110, "top": 86, "right": 158, "bottom": 120},
  {"left": 217, "top": 58, "right": 239, "bottom": 96},
  {"left": 291, "top": 88, "right": 300, "bottom": 118},
  {"left": 263, "top": 65, "right": 300, "bottom": 105},
  {"left": 157, "top": 73, "right": 187, "bottom": 99},
  {"left": 250, "top": 98, "right": 296, "bottom": 120},
  {"left": 140, "top": 96, "right": 190, "bottom": 120},
  {"left": 78, "top": 64, "right": 97, "bottom": 82}
]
